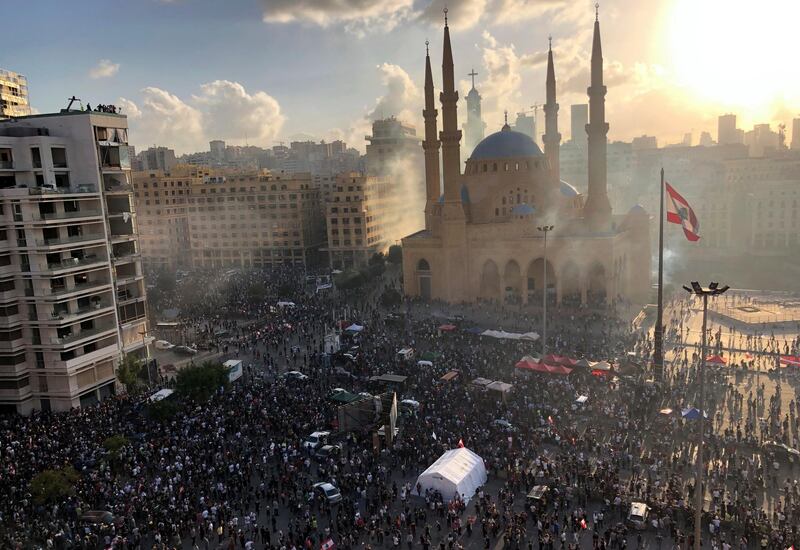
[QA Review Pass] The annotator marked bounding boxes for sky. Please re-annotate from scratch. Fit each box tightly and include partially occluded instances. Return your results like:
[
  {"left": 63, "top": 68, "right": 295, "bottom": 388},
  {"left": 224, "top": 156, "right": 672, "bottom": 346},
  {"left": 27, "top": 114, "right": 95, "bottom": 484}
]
[{"left": 3, "top": 0, "right": 799, "bottom": 154}]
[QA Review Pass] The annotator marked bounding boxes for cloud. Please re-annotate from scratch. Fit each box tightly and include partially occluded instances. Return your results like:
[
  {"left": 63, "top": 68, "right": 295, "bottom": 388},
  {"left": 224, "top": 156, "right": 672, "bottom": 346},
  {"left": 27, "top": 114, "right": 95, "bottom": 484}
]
[
  {"left": 89, "top": 59, "right": 120, "bottom": 79},
  {"left": 470, "top": 31, "right": 527, "bottom": 129},
  {"left": 119, "top": 81, "right": 284, "bottom": 154},
  {"left": 261, "top": 0, "right": 414, "bottom": 35},
  {"left": 260, "top": 0, "right": 588, "bottom": 35},
  {"left": 333, "top": 63, "right": 421, "bottom": 152}
]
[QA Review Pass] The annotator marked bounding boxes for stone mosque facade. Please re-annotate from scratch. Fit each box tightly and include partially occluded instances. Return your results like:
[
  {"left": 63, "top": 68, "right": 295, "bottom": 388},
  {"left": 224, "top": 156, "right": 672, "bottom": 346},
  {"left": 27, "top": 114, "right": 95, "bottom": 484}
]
[{"left": 402, "top": 11, "right": 651, "bottom": 306}]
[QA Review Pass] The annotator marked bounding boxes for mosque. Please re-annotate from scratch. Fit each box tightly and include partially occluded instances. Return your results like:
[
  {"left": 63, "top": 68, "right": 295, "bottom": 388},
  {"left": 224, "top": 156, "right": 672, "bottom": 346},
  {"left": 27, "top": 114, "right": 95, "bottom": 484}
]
[{"left": 401, "top": 9, "right": 651, "bottom": 306}]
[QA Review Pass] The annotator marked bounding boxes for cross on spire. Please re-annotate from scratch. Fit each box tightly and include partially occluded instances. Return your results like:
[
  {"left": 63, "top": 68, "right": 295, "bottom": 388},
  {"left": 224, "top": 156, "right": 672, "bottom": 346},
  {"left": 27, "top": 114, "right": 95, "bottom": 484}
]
[
  {"left": 443, "top": 6, "right": 448, "bottom": 25},
  {"left": 468, "top": 69, "right": 478, "bottom": 89},
  {"left": 548, "top": 35, "right": 552, "bottom": 50},
  {"left": 504, "top": 110, "right": 508, "bottom": 125},
  {"left": 595, "top": 2, "right": 599, "bottom": 21},
  {"left": 425, "top": 39, "right": 429, "bottom": 55}
]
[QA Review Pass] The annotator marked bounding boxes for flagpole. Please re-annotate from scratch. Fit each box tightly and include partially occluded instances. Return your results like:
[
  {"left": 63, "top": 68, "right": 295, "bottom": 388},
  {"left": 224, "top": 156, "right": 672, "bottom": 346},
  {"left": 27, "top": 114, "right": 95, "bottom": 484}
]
[{"left": 653, "top": 167, "right": 665, "bottom": 382}]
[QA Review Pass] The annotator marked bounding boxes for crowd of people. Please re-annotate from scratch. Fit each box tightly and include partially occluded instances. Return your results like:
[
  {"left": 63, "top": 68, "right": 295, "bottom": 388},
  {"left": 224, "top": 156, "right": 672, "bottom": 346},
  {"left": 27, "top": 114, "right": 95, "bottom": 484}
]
[{"left": 1, "top": 264, "right": 800, "bottom": 550}]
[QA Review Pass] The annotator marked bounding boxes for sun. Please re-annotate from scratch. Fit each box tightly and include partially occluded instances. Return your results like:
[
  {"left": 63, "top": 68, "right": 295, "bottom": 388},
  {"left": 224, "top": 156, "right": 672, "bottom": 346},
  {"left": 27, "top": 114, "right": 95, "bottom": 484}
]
[{"left": 667, "top": 0, "right": 800, "bottom": 119}]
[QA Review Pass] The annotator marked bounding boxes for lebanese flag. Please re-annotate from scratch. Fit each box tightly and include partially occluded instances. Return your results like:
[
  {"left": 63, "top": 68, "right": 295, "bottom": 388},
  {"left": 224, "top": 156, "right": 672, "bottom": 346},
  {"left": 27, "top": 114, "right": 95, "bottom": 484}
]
[
  {"left": 779, "top": 356, "right": 800, "bottom": 367},
  {"left": 457, "top": 438, "right": 464, "bottom": 448},
  {"left": 321, "top": 539, "right": 335, "bottom": 550},
  {"left": 665, "top": 182, "right": 700, "bottom": 241}
]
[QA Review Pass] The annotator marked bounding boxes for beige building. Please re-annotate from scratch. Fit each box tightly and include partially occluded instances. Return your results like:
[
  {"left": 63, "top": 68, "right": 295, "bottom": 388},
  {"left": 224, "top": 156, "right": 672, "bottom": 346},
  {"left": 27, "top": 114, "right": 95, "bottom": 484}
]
[
  {"left": 187, "top": 172, "right": 325, "bottom": 269},
  {"left": 402, "top": 15, "right": 651, "bottom": 306},
  {"left": 132, "top": 168, "right": 199, "bottom": 271},
  {"left": 365, "top": 117, "right": 421, "bottom": 176},
  {"left": 0, "top": 110, "right": 148, "bottom": 414},
  {"left": 326, "top": 173, "right": 412, "bottom": 270},
  {"left": 0, "top": 69, "right": 31, "bottom": 118}
]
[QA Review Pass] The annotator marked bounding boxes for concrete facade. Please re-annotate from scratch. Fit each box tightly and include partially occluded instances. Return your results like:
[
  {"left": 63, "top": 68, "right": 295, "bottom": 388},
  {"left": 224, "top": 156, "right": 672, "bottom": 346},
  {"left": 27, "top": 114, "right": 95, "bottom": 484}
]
[{"left": 0, "top": 110, "right": 148, "bottom": 414}]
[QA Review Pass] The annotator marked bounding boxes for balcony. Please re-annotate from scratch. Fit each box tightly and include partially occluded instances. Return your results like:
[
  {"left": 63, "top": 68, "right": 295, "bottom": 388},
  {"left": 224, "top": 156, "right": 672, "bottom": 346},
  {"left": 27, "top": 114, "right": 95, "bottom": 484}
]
[
  {"left": 0, "top": 160, "right": 13, "bottom": 170},
  {"left": 32, "top": 209, "right": 103, "bottom": 223},
  {"left": 35, "top": 233, "right": 105, "bottom": 248},
  {"left": 52, "top": 325, "right": 117, "bottom": 346},
  {"left": 104, "top": 183, "right": 132, "bottom": 194},
  {"left": 47, "top": 279, "right": 111, "bottom": 299},
  {"left": 64, "top": 343, "right": 119, "bottom": 371},
  {"left": 46, "top": 255, "right": 105, "bottom": 272},
  {"left": 28, "top": 185, "right": 97, "bottom": 196},
  {"left": 50, "top": 301, "right": 114, "bottom": 322}
]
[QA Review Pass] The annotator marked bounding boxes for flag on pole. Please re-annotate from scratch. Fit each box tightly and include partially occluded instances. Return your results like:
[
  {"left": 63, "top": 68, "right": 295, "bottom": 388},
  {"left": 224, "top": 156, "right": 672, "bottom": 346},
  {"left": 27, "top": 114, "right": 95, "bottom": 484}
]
[{"left": 665, "top": 182, "right": 700, "bottom": 241}]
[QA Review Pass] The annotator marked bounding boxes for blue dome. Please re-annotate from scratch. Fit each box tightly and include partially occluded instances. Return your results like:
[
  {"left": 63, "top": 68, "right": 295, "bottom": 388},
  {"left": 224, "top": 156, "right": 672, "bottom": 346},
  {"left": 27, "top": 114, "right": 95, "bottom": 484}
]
[
  {"left": 560, "top": 180, "right": 580, "bottom": 197},
  {"left": 511, "top": 203, "right": 535, "bottom": 216},
  {"left": 629, "top": 204, "right": 647, "bottom": 214},
  {"left": 470, "top": 127, "right": 543, "bottom": 161}
]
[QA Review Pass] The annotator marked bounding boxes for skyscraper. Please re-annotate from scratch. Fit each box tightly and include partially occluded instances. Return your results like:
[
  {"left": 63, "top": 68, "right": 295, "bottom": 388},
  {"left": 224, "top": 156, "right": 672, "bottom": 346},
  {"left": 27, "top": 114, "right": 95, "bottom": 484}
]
[
  {"left": 570, "top": 104, "right": 588, "bottom": 147},
  {"left": 0, "top": 69, "right": 31, "bottom": 118},
  {"left": 0, "top": 109, "right": 149, "bottom": 414},
  {"left": 718, "top": 114, "right": 742, "bottom": 145},
  {"left": 462, "top": 69, "right": 485, "bottom": 157}
]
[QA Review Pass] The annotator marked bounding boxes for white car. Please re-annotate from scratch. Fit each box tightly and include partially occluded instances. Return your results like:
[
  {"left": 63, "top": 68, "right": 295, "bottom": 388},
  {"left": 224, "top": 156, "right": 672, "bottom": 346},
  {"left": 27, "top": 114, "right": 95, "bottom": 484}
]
[
  {"left": 154, "top": 340, "right": 174, "bottom": 350},
  {"left": 285, "top": 370, "right": 309, "bottom": 381},
  {"left": 313, "top": 482, "right": 342, "bottom": 504},
  {"left": 303, "top": 431, "right": 330, "bottom": 451}
]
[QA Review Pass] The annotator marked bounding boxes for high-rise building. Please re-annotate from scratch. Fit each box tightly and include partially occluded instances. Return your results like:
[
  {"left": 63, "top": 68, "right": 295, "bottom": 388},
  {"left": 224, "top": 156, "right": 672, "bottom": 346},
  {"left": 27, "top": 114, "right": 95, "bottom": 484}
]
[
  {"left": 140, "top": 146, "right": 176, "bottom": 172},
  {"left": 364, "top": 117, "right": 420, "bottom": 176},
  {"left": 513, "top": 113, "right": 536, "bottom": 142},
  {"left": 718, "top": 114, "right": 743, "bottom": 145},
  {"left": 745, "top": 123, "right": 780, "bottom": 157},
  {"left": 186, "top": 171, "right": 325, "bottom": 269},
  {"left": 0, "top": 109, "right": 148, "bottom": 414},
  {"left": 570, "top": 104, "right": 588, "bottom": 146},
  {"left": 0, "top": 69, "right": 31, "bottom": 118},
  {"left": 698, "top": 131, "right": 714, "bottom": 147},
  {"left": 790, "top": 118, "right": 800, "bottom": 150},
  {"left": 132, "top": 168, "right": 198, "bottom": 271},
  {"left": 631, "top": 135, "right": 658, "bottom": 150},
  {"left": 326, "top": 173, "right": 417, "bottom": 270},
  {"left": 462, "top": 70, "right": 486, "bottom": 157},
  {"left": 209, "top": 140, "right": 225, "bottom": 163}
]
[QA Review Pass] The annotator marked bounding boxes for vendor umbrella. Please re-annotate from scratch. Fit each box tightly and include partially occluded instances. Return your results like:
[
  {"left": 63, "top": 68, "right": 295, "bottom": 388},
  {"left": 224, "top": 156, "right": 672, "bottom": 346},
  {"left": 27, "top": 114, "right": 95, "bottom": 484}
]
[
  {"left": 705, "top": 354, "right": 726, "bottom": 365},
  {"left": 681, "top": 407, "right": 708, "bottom": 420}
]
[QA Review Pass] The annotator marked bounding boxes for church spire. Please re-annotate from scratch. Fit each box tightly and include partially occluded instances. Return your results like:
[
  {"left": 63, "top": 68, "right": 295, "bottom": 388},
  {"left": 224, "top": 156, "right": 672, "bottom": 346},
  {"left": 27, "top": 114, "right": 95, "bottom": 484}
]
[
  {"left": 423, "top": 40, "right": 441, "bottom": 226},
  {"left": 543, "top": 35, "right": 561, "bottom": 186},
  {"left": 584, "top": 4, "right": 612, "bottom": 230},
  {"left": 439, "top": 7, "right": 464, "bottom": 218}
]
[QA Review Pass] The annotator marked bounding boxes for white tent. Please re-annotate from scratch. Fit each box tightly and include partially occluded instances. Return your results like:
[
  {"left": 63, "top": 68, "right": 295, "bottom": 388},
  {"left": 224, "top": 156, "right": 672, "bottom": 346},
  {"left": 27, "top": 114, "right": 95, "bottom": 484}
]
[
  {"left": 481, "top": 330, "right": 539, "bottom": 341},
  {"left": 415, "top": 447, "right": 487, "bottom": 502}
]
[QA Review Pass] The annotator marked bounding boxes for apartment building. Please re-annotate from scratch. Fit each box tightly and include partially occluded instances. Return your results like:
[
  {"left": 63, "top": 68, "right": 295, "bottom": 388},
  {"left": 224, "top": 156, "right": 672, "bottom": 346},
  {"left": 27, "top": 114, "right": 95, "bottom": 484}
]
[
  {"left": 0, "top": 110, "right": 147, "bottom": 414},
  {"left": 187, "top": 172, "right": 325, "bottom": 269},
  {"left": 0, "top": 69, "right": 31, "bottom": 118},
  {"left": 326, "top": 173, "right": 412, "bottom": 270},
  {"left": 132, "top": 168, "right": 200, "bottom": 271}
]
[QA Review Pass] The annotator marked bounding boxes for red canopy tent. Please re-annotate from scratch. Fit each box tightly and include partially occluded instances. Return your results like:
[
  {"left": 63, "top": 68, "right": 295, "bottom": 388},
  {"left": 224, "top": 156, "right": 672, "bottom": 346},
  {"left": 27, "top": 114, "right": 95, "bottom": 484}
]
[
  {"left": 705, "top": 354, "right": 727, "bottom": 365},
  {"left": 515, "top": 360, "right": 572, "bottom": 375}
]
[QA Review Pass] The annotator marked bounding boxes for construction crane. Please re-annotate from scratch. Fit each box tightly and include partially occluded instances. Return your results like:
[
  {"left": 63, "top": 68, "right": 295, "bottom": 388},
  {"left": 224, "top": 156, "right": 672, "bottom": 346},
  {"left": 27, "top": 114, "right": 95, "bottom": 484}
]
[{"left": 516, "top": 103, "right": 541, "bottom": 120}]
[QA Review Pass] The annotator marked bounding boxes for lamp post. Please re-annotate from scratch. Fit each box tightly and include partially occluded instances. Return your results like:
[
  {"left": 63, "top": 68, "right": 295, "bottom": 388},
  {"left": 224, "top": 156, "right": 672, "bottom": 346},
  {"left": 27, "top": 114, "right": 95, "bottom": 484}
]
[
  {"left": 682, "top": 281, "right": 729, "bottom": 550},
  {"left": 537, "top": 225, "right": 554, "bottom": 358}
]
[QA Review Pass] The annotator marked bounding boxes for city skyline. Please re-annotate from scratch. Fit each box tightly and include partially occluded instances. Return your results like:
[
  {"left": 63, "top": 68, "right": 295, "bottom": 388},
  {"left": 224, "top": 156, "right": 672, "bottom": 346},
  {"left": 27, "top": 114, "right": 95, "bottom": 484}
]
[{"left": 3, "top": 0, "right": 799, "bottom": 154}]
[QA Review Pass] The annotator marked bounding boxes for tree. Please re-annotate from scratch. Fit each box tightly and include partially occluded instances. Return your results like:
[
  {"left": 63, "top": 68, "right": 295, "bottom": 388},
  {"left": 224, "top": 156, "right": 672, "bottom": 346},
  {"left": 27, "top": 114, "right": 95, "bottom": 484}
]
[
  {"left": 116, "top": 353, "right": 143, "bottom": 392},
  {"left": 387, "top": 245, "right": 402, "bottom": 265},
  {"left": 368, "top": 252, "right": 386, "bottom": 267},
  {"left": 103, "top": 435, "right": 129, "bottom": 472},
  {"left": 30, "top": 466, "right": 79, "bottom": 505},
  {"left": 334, "top": 270, "right": 365, "bottom": 291},
  {"left": 147, "top": 398, "right": 179, "bottom": 423},
  {"left": 175, "top": 361, "right": 229, "bottom": 402}
]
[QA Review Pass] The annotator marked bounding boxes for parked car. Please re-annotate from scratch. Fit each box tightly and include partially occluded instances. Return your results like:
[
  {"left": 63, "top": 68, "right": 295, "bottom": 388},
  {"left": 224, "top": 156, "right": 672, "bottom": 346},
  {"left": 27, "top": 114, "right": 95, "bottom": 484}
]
[
  {"left": 627, "top": 502, "right": 650, "bottom": 530},
  {"left": 174, "top": 345, "right": 197, "bottom": 356},
  {"left": 314, "top": 444, "right": 342, "bottom": 461},
  {"left": 312, "top": 482, "right": 342, "bottom": 504},
  {"left": 303, "top": 431, "right": 330, "bottom": 451},
  {"left": 154, "top": 340, "right": 174, "bottom": 350},
  {"left": 285, "top": 370, "right": 309, "bottom": 381}
]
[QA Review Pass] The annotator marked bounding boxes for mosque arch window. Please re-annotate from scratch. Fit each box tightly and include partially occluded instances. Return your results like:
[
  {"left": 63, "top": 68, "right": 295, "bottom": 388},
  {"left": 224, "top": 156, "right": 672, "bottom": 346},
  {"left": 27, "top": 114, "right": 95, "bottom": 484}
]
[
  {"left": 525, "top": 162, "right": 530, "bottom": 170},
  {"left": 502, "top": 197, "right": 506, "bottom": 205},
  {"left": 493, "top": 163, "right": 498, "bottom": 172},
  {"left": 483, "top": 164, "right": 488, "bottom": 172},
  {"left": 495, "top": 208, "right": 499, "bottom": 216},
  {"left": 504, "top": 163, "right": 509, "bottom": 171},
  {"left": 515, "top": 162, "right": 519, "bottom": 171}
]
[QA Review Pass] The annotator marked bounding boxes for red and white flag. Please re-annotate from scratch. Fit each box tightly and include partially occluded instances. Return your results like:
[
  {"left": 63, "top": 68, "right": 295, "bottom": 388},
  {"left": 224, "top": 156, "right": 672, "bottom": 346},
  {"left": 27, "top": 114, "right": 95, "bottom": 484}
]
[
  {"left": 320, "top": 539, "right": 336, "bottom": 550},
  {"left": 457, "top": 438, "right": 464, "bottom": 448},
  {"left": 665, "top": 182, "right": 700, "bottom": 241}
]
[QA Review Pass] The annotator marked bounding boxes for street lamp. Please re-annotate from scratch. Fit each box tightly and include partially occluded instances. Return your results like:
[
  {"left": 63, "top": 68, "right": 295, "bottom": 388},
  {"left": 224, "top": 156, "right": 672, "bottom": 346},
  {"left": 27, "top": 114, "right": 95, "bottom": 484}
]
[
  {"left": 537, "top": 225, "right": 554, "bottom": 358},
  {"left": 682, "top": 281, "right": 729, "bottom": 550}
]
